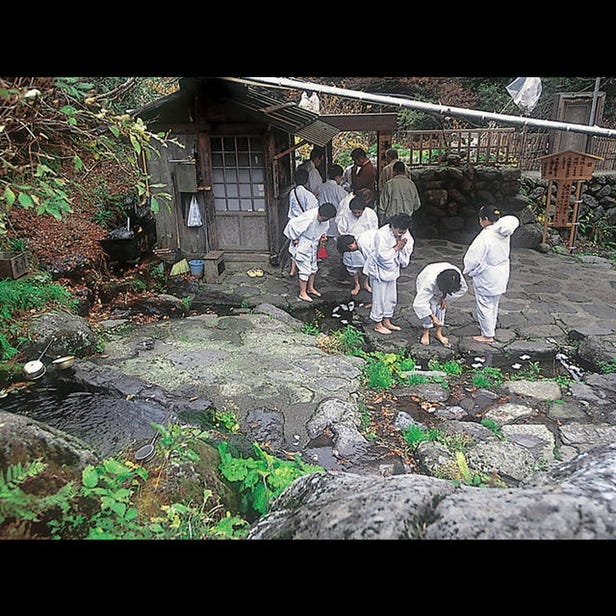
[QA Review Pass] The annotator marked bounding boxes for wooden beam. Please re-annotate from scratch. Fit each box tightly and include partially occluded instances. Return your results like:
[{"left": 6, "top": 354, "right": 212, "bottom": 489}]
[{"left": 320, "top": 113, "right": 399, "bottom": 132}]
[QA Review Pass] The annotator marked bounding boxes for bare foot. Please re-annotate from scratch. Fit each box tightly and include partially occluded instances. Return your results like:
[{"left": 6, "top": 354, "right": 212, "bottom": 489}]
[
  {"left": 298, "top": 294, "right": 313, "bottom": 302},
  {"left": 374, "top": 324, "right": 392, "bottom": 335},
  {"left": 350, "top": 286, "right": 360, "bottom": 296},
  {"left": 307, "top": 288, "right": 321, "bottom": 297},
  {"left": 420, "top": 332, "right": 430, "bottom": 345},
  {"left": 363, "top": 302, "right": 372, "bottom": 309},
  {"left": 435, "top": 333, "right": 449, "bottom": 346},
  {"left": 363, "top": 283, "right": 372, "bottom": 293},
  {"left": 472, "top": 335, "right": 494, "bottom": 343},
  {"left": 383, "top": 321, "right": 401, "bottom": 331}
]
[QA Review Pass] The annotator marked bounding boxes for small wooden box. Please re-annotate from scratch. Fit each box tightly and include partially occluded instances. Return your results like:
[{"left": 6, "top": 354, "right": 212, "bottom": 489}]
[
  {"left": 203, "top": 250, "right": 226, "bottom": 283},
  {"left": 0, "top": 252, "right": 29, "bottom": 279}
]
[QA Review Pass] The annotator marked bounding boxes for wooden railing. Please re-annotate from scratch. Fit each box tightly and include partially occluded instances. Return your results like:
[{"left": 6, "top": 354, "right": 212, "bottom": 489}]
[{"left": 392, "top": 128, "right": 616, "bottom": 172}]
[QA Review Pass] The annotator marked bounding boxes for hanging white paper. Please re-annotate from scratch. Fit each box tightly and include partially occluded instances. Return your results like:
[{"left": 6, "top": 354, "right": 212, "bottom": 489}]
[
  {"left": 187, "top": 195, "right": 203, "bottom": 227},
  {"left": 506, "top": 77, "right": 543, "bottom": 113}
]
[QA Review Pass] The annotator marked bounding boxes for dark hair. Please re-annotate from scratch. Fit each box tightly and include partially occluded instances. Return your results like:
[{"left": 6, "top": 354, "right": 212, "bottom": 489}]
[
  {"left": 294, "top": 167, "right": 309, "bottom": 186},
  {"left": 478, "top": 204, "right": 502, "bottom": 222},
  {"left": 436, "top": 268, "right": 462, "bottom": 297},
  {"left": 349, "top": 194, "right": 366, "bottom": 211},
  {"left": 337, "top": 234, "right": 356, "bottom": 254},
  {"left": 351, "top": 147, "right": 367, "bottom": 160},
  {"left": 310, "top": 147, "right": 325, "bottom": 162},
  {"left": 386, "top": 148, "right": 399, "bottom": 160},
  {"left": 392, "top": 160, "right": 406, "bottom": 174},
  {"left": 328, "top": 164, "right": 344, "bottom": 180},
  {"left": 318, "top": 202, "right": 337, "bottom": 220},
  {"left": 388, "top": 213, "right": 413, "bottom": 232}
]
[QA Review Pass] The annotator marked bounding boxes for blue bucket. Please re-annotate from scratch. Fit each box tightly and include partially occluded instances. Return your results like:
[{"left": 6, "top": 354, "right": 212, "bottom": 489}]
[{"left": 188, "top": 259, "right": 205, "bottom": 278}]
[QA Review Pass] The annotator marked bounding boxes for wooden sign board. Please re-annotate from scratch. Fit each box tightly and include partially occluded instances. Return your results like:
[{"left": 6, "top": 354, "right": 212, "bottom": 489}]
[{"left": 539, "top": 149, "right": 601, "bottom": 181}]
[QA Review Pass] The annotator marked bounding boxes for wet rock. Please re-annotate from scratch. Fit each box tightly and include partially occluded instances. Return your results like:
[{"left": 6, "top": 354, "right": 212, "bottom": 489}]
[
  {"left": 26, "top": 310, "right": 98, "bottom": 358},
  {"left": 247, "top": 443, "right": 616, "bottom": 539}
]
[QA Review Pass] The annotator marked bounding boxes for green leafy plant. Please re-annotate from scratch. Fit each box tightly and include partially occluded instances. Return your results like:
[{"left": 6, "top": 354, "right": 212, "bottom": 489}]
[
  {"left": 148, "top": 490, "right": 248, "bottom": 540},
  {"left": 331, "top": 325, "right": 365, "bottom": 355},
  {"left": 0, "top": 461, "right": 76, "bottom": 534},
  {"left": 8, "top": 238, "right": 26, "bottom": 252},
  {"left": 428, "top": 358, "right": 464, "bottom": 375},
  {"left": 0, "top": 77, "right": 177, "bottom": 237},
  {"left": 471, "top": 366, "right": 504, "bottom": 389},
  {"left": 217, "top": 441, "right": 323, "bottom": 518},
  {"left": 363, "top": 351, "right": 419, "bottom": 391},
  {"left": 597, "top": 358, "right": 616, "bottom": 374},
  {"left": 403, "top": 424, "right": 472, "bottom": 453},
  {"left": 301, "top": 322, "right": 320, "bottom": 336},
  {"left": 80, "top": 458, "right": 150, "bottom": 539},
  {"left": 480, "top": 418, "right": 504, "bottom": 439}
]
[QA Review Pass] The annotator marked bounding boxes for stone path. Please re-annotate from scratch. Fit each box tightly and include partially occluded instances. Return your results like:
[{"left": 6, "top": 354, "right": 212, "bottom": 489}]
[{"left": 185, "top": 237, "right": 616, "bottom": 368}]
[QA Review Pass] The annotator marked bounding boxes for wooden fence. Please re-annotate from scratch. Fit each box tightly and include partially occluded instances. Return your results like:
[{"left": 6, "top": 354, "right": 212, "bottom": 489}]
[{"left": 392, "top": 128, "right": 616, "bottom": 172}]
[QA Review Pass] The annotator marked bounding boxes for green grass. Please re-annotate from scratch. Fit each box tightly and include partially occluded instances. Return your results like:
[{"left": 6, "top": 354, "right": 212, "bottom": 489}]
[{"left": 0, "top": 273, "right": 77, "bottom": 360}]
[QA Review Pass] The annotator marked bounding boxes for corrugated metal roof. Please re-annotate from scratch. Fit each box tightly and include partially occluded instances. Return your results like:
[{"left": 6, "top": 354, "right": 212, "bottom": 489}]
[
  {"left": 133, "top": 78, "right": 339, "bottom": 146},
  {"left": 225, "top": 83, "right": 339, "bottom": 147}
]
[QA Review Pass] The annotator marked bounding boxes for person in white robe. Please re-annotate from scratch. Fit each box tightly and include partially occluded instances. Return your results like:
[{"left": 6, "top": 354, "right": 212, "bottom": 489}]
[
  {"left": 336, "top": 194, "right": 379, "bottom": 295},
  {"left": 463, "top": 205, "right": 520, "bottom": 343},
  {"left": 283, "top": 202, "right": 337, "bottom": 302},
  {"left": 288, "top": 168, "right": 318, "bottom": 220},
  {"left": 297, "top": 147, "right": 324, "bottom": 198},
  {"left": 287, "top": 167, "right": 319, "bottom": 276},
  {"left": 318, "top": 164, "right": 349, "bottom": 238},
  {"left": 413, "top": 262, "right": 468, "bottom": 346},
  {"left": 362, "top": 213, "right": 414, "bottom": 334}
]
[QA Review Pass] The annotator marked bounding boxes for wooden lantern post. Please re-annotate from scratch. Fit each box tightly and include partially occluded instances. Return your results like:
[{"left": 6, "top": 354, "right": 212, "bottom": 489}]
[{"left": 538, "top": 149, "right": 602, "bottom": 250}]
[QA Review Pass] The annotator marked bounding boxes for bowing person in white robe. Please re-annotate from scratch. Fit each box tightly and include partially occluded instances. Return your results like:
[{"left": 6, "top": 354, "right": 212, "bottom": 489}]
[
  {"left": 363, "top": 213, "right": 414, "bottom": 334},
  {"left": 284, "top": 202, "right": 337, "bottom": 302},
  {"left": 413, "top": 262, "right": 468, "bottom": 346},
  {"left": 463, "top": 205, "right": 520, "bottom": 343},
  {"left": 336, "top": 194, "right": 379, "bottom": 295}
]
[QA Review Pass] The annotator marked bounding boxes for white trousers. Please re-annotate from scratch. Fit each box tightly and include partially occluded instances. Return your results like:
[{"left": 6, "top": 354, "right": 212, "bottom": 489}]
[
  {"left": 421, "top": 299, "right": 446, "bottom": 329},
  {"left": 370, "top": 278, "right": 397, "bottom": 322},
  {"left": 475, "top": 292, "right": 501, "bottom": 337}
]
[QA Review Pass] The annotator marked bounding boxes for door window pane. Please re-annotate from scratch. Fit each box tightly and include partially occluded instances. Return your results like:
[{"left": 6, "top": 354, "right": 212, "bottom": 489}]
[{"left": 210, "top": 134, "right": 266, "bottom": 213}]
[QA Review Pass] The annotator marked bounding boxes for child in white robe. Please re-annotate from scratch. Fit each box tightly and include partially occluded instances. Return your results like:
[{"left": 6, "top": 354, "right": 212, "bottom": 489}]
[
  {"left": 336, "top": 194, "right": 379, "bottom": 295},
  {"left": 283, "top": 202, "right": 337, "bottom": 302},
  {"left": 463, "top": 205, "right": 520, "bottom": 343},
  {"left": 362, "top": 213, "right": 414, "bottom": 335},
  {"left": 413, "top": 262, "right": 468, "bottom": 346}
]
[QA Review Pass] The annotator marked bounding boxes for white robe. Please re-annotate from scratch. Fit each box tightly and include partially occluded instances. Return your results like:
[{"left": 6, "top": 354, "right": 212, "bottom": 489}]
[
  {"left": 288, "top": 184, "right": 318, "bottom": 220},
  {"left": 298, "top": 161, "right": 323, "bottom": 198},
  {"left": 337, "top": 205, "right": 379, "bottom": 273},
  {"left": 318, "top": 179, "right": 349, "bottom": 236},
  {"left": 363, "top": 224, "right": 414, "bottom": 282},
  {"left": 283, "top": 208, "right": 329, "bottom": 280},
  {"left": 413, "top": 262, "right": 468, "bottom": 328},
  {"left": 463, "top": 215, "right": 519, "bottom": 337},
  {"left": 363, "top": 224, "right": 414, "bottom": 322},
  {"left": 463, "top": 215, "right": 519, "bottom": 296}
]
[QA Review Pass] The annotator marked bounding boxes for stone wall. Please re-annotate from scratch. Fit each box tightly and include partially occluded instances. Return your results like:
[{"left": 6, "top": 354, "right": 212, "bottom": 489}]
[{"left": 408, "top": 165, "right": 616, "bottom": 249}]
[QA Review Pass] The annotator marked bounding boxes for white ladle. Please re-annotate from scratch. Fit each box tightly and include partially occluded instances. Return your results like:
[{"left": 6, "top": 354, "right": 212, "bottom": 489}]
[{"left": 23, "top": 337, "right": 54, "bottom": 379}]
